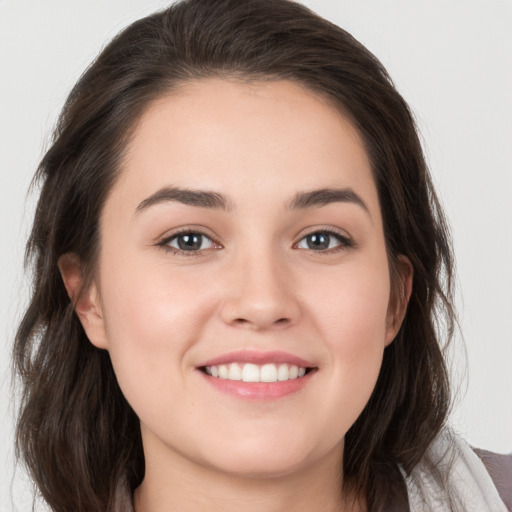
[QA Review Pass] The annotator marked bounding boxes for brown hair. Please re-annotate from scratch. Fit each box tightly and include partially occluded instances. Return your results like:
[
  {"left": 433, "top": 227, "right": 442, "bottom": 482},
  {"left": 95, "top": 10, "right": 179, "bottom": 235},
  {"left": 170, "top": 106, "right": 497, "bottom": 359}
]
[{"left": 14, "top": 0, "right": 455, "bottom": 510}]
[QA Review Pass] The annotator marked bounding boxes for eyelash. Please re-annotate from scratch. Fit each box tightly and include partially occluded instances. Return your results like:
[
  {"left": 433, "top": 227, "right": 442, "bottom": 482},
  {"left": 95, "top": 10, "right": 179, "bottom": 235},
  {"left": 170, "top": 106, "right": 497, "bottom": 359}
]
[
  {"left": 157, "top": 229, "right": 220, "bottom": 255},
  {"left": 157, "top": 228, "right": 354, "bottom": 256},
  {"left": 294, "top": 229, "right": 354, "bottom": 253}
]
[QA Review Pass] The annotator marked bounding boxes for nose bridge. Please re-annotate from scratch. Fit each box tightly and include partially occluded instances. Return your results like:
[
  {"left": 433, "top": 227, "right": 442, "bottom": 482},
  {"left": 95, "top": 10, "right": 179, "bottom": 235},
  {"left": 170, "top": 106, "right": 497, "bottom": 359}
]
[{"left": 220, "top": 239, "right": 300, "bottom": 330}]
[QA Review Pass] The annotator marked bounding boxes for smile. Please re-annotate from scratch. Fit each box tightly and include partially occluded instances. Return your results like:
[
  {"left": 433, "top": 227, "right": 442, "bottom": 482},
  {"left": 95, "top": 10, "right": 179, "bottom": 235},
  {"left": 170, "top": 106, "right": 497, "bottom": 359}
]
[
  {"left": 197, "top": 350, "right": 317, "bottom": 399},
  {"left": 204, "top": 362, "right": 308, "bottom": 382}
]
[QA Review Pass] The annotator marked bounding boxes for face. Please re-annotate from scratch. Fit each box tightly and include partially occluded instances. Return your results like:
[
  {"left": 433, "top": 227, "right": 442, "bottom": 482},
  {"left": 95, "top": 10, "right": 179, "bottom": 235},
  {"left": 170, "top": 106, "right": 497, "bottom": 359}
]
[{"left": 67, "top": 79, "right": 410, "bottom": 479}]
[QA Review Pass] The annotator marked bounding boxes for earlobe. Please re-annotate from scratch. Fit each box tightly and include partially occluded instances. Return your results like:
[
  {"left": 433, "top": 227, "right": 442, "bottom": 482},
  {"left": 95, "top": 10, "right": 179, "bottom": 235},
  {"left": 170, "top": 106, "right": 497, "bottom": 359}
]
[
  {"left": 58, "top": 253, "right": 109, "bottom": 350},
  {"left": 385, "top": 255, "right": 413, "bottom": 346}
]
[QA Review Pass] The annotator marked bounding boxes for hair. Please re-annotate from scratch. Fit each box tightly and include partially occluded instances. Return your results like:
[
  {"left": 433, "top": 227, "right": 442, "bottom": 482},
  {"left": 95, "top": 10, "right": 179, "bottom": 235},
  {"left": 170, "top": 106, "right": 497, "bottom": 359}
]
[{"left": 13, "top": 0, "right": 456, "bottom": 510}]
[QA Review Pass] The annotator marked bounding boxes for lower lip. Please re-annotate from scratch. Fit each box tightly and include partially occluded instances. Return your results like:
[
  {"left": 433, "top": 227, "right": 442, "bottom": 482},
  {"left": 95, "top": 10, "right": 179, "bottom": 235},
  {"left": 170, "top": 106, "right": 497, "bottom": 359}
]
[{"left": 198, "top": 370, "right": 315, "bottom": 400}]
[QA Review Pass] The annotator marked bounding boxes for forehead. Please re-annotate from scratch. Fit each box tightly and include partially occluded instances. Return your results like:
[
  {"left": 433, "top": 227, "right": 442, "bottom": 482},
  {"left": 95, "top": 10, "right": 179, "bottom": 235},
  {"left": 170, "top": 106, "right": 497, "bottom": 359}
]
[{"left": 113, "top": 78, "right": 379, "bottom": 215}]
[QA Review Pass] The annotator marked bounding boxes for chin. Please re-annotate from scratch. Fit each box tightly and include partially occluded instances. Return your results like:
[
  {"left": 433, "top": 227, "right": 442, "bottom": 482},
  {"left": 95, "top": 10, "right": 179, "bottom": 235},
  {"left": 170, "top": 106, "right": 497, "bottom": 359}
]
[
  {"left": 208, "top": 453, "right": 313, "bottom": 480},
  {"left": 197, "top": 433, "right": 331, "bottom": 480}
]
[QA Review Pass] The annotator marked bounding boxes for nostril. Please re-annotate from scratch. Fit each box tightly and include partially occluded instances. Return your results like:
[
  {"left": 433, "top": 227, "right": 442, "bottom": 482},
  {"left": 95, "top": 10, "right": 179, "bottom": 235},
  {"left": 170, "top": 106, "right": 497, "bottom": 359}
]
[{"left": 230, "top": 317, "right": 290, "bottom": 329}]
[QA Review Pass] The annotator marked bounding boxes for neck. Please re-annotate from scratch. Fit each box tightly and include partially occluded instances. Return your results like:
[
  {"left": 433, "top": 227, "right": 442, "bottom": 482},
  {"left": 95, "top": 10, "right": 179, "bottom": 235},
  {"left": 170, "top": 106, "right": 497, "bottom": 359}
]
[{"left": 133, "top": 434, "right": 364, "bottom": 512}]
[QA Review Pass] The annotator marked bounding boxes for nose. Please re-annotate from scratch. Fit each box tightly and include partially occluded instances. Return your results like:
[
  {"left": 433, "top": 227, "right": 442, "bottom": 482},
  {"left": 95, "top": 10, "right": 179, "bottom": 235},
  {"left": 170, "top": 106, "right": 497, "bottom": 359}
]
[{"left": 219, "top": 250, "right": 302, "bottom": 331}]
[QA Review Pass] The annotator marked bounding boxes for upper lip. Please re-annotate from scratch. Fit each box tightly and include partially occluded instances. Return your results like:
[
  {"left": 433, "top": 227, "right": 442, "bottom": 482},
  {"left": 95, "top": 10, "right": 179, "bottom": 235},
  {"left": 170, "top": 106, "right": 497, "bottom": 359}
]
[{"left": 197, "top": 350, "right": 316, "bottom": 368}]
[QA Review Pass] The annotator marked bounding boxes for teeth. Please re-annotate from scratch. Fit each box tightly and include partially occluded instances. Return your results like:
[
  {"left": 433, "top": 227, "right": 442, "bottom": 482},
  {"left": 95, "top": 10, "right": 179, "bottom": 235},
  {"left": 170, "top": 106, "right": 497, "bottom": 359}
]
[
  {"left": 260, "top": 363, "right": 277, "bottom": 382},
  {"left": 205, "top": 362, "right": 308, "bottom": 382},
  {"left": 218, "top": 364, "right": 229, "bottom": 379},
  {"left": 242, "top": 363, "right": 259, "bottom": 382},
  {"left": 276, "top": 364, "right": 288, "bottom": 381},
  {"left": 228, "top": 363, "right": 242, "bottom": 381}
]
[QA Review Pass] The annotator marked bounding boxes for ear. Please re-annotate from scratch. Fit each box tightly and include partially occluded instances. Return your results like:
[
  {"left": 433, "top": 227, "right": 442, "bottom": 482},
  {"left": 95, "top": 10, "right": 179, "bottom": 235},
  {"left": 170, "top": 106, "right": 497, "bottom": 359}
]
[
  {"left": 385, "top": 255, "right": 413, "bottom": 346},
  {"left": 58, "top": 253, "right": 109, "bottom": 350}
]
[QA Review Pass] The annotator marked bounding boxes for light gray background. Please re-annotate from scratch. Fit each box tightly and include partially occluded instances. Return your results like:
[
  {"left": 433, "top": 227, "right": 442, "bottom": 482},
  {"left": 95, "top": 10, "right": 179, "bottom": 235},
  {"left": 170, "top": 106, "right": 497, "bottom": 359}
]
[{"left": 1, "top": 0, "right": 511, "bottom": 508}]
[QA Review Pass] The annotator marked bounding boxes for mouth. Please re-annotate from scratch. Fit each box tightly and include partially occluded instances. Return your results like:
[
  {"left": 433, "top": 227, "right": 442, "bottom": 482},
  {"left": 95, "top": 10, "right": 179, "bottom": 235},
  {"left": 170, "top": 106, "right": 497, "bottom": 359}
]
[
  {"left": 199, "top": 362, "right": 314, "bottom": 382},
  {"left": 196, "top": 350, "right": 318, "bottom": 399}
]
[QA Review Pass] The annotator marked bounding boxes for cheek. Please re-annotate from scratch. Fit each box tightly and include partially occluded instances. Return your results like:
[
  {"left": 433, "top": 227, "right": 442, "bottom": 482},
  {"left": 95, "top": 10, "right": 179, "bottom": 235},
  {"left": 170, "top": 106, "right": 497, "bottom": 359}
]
[
  {"left": 97, "top": 258, "right": 216, "bottom": 402},
  {"left": 101, "top": 256, "right": 215, "bottom": 338},
  {"left": 310, "top": 261, "right": 391, "bottom": 347},
  {"left": 306, "top": 263, "right": 390, "bottom": 416}
]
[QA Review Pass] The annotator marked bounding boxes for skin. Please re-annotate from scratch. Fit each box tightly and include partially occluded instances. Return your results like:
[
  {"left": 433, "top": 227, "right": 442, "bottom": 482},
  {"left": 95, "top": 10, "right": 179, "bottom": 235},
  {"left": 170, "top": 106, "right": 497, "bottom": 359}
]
[{"left": 60, "top": 79, "right": 412, "bottom": 512}]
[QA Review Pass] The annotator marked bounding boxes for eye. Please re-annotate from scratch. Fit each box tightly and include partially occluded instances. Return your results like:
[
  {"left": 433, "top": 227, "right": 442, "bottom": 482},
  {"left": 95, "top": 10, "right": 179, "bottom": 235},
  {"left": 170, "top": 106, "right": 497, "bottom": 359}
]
[
  {"left": 161, "top": 232, "right": 216, "bottom": 253},
  {"left": 296, "top": 230, "right": 351, "bottom": 251}
]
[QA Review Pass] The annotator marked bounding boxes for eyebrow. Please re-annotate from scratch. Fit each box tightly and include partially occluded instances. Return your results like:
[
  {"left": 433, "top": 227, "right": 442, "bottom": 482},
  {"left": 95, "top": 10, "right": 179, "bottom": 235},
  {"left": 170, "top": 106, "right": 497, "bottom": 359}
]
[
  {"left": 288, "top": 188, "right": 369, "bottom": 213},
  {"left": 135, "top": 187, "right": 231, "bottom": 213},
  {"left": 135, "top": 186, "right": 369, "bottom": 215}
]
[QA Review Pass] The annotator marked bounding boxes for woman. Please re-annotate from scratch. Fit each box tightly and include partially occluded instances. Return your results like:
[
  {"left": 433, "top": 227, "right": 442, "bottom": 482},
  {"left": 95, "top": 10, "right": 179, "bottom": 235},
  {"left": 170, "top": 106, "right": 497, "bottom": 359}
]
[{"left": 12, "top": 0, "right": 510, "bottom": 511}]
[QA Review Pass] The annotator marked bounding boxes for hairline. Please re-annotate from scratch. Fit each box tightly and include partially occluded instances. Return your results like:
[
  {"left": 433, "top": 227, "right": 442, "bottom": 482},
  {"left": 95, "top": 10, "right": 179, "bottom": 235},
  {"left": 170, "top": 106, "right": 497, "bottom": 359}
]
[{"left": 83, "top": 72, "right": 399, "bottom": 298}]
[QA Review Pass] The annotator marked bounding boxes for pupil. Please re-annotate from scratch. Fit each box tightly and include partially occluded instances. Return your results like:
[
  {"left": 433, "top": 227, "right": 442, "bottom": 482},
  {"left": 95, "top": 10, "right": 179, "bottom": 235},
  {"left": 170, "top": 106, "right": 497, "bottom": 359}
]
[
  {"left": 178, "top": 234, "right": 201, "bottom": 250},
  {"left": 308, "top": 233, "right": 329, "bottom": 250}
]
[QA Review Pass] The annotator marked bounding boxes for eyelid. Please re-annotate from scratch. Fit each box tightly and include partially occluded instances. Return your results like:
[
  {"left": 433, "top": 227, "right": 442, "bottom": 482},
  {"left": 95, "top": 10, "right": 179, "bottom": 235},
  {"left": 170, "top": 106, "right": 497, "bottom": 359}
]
[
  {"left": 293, "top": 226, "right": 355, "bottom": 251},
  {"left": 156, "top": 226, "right": 222, "bottom": 255},
  {"left": 155, "top": 224, "right": 218, "bottom": 243},
  {"left": 154, "top": 225, "right": 354, "bottom": 255}
]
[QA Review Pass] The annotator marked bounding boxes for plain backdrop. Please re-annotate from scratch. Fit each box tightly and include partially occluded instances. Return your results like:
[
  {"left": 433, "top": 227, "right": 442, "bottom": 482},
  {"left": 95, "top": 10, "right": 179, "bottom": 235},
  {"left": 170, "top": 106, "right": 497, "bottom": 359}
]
[{"left": 1, "top": 0, "right": 511, "bottom": 508}]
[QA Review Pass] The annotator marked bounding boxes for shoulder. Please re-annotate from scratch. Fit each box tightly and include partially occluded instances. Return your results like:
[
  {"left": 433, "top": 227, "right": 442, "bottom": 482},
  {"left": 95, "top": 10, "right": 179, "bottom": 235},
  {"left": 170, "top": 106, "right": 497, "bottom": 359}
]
[
  {"left": 402, "top": 430, "right": 510, "bottom": 511},
  {"left": 473, "top": 448, "right": 512, "bottom": 511}
]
